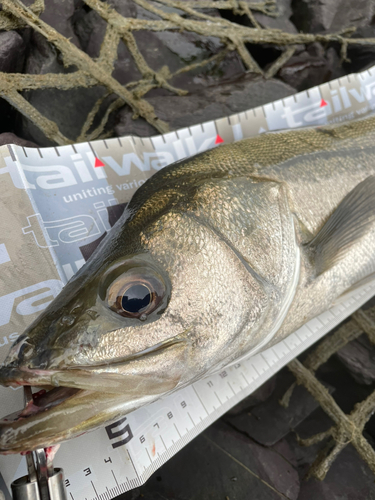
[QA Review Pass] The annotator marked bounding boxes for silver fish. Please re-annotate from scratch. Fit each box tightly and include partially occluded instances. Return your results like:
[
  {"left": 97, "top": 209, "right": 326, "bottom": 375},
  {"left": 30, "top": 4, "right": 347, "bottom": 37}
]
[{"left": 1, "top": 116, "right": 375, "bottom": 453}]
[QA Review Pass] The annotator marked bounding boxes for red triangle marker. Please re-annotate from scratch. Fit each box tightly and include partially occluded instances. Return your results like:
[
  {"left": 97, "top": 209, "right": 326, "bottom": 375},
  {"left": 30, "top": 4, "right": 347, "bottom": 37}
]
[
  {"left": 215, "top": 134, "right": 224, "bottom": 144},
  {"left": 320, "top": 99, "right": 328, "bottom": 107},
  {"left": 94, "top": 157, "right": 105, "bottom": 168}
]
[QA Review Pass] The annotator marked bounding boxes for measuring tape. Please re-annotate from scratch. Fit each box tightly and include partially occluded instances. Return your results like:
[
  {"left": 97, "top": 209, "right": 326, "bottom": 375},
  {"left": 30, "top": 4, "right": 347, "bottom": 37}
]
[{"left": 2, "top": 65, "right": 375, "bottom": 497}]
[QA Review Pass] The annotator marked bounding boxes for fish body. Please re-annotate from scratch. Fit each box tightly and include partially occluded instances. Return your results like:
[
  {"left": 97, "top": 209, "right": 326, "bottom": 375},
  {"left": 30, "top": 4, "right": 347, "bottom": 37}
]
[{"left": 2, "top": 116, "right": 375, "bottom": 452}]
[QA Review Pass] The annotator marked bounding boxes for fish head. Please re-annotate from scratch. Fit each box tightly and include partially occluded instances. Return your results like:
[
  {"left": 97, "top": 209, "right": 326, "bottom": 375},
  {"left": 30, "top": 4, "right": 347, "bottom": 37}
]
[
  {"left": 2, "top": 204, "right": 271, "bottom": 393},
  {"left": 0, "top": 150, "right": 294, "bottom": 452}
]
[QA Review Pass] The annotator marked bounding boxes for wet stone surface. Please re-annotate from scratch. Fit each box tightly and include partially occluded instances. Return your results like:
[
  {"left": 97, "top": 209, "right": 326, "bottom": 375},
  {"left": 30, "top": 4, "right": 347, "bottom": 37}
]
[
  {"left": 0, "top": 132, "right": 38, "bottom": 148},
  {"left": 336, "top": 333, "right": 375, "bottom": 385},
  {"left": 17, "top": 31, "right": 108, "bottom": 146},
  {"left": 225, "top": 370, "right": 333, "bottom": 447},
  {"left": 121, "top": 420, "right": 300, "bottom": 500},
  {"left": 254, "top": 0, "right": 297, "bottom": 33},
  {"left": 291, "top": 0, "right": 375, "bottom": 34},
  {"left": 226, "top": 376, "right": 276, "bottom": 416},
  {"left": 277, "top": 43, "right": 345, "bottom": 91},
  {"left": 114, "top": 76, "right": 296, "bottom": 137},
  {"left": 0, "top": 31, "right": 26, "bottom": 73},
  {"left": 297, "top": 445, "right": 375, "bottom": 500}
]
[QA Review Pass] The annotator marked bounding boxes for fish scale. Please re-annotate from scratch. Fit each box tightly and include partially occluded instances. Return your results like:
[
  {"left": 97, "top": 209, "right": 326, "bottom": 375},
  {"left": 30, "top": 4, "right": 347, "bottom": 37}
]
[{"left": 2, "top": 66, "right": 375, "bottom": 497}]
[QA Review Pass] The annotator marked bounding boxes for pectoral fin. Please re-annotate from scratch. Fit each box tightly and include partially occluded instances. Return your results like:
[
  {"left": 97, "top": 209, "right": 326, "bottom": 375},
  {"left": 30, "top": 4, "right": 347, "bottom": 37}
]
[{"left": 308, "top": 176, "right": 375, "bottom": 275}]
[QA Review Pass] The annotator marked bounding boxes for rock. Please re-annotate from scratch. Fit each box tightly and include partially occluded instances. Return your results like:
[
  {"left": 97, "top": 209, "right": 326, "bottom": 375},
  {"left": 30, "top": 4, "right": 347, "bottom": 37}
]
[
  {"left": 254, "top": 0, "right": 298, "bottom": 33},
  {"left": 225, "top": 370, "right": 333, "bottom": 447},
  {"left": 317, "top": 352, "right": 374, "bottom": 414},
  {"left": 325, "top": 46, "right": 345, "bottom": 80},
  {"left": 114, "top": 75, "right": 296, "bottom": 137},
  {"left": 297, "top": 445, "right": 375, "bottom": 499},
  {"left": 227, "top": 376, "right": 277, "bottom": 416},
  {"left": 220, "top": 0, "right": 296, "bottom": 34},
  {"left": 24, "top": 31, "right": 62, "bottom": 75},
  {"left": 283, "top": 407, "right": 335, "bottom": 477},
  {"left": 346, "top": 26, "right": 375, "bottom": 73},
  {"left": 72, "top": 0, "right": 136, "bottom": 58},
  {"left": 0, "top": 31, "right": 27, "bottom": 137},
  {"left": 72, "top": 1, "right": 245, "bottom": 89},
  {"left": 134, "top": 0, "right": 240, "bottom": 88},
  {"left": 0, "top": 31, "right": 26, "bottom": 73},
  {"left": 278, "top": 43, "right": 345, "bottom": 91},
  {"left": 271, "top": 438, "right": 299, "bottom": 469},
  {"left": 148, "top": 31, "right": 245, "bottom": 92},
  {"left": 205, "top": 422, "right": 300, "bottom": 500},
  {"left": 0, "top": 133, "right": 38, "bottom": 148},
  {"left": 17, "top": 32, "right": 107, "bottom": 146},
  {"left": 122, "top": 420, "right": 300, "bottom": 500},
  {"left": 39, "top": 0, "right": 81, "bottom": 47},
  {"left": 292, "top": 0, "right": 375, "bottom": 34},
  {"left": 73, "top": 2, "right": 143, "bottom": 86},
  {"left": 336, "top": 334, "right": 375, "bottom": 385}
]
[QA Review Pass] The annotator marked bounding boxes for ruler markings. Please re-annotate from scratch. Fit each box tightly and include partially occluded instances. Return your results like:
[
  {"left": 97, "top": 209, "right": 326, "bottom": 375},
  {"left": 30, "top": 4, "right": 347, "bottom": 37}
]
[
  {"left": 241, "top": 372, "right": 250, "bottom": 385},
  {"left": 192, "top": 386, "right": 209, "bottom": 415},
  {"left": 160, "top": 435, "right": 167, "bottom": 452},
  {"left": 7, "top": 144, "right": 16, "bottom": 161},
  {"left": 145, "top": 448, "right": 152, "bottom": 465},
  {"left": 214, "top": 391, "right": 222, "bottom": 404},
  {"left": 111, "top": 470, "right": 119, "bottom": 488},
  {"left": 227, "top": 381, "right": 236, "bottom": 396},
  {"left": 126, "top": 449, "right": 140, "bottom": 480},
  {"left": 90, "top": 481, "right": 99, "bottom": 499},
  {"left": 174, "top": 423, "right": 182, "bottom": 438},
  {"left": 187, "top": 412, "right": 195, "bottom": 427},
  {"left": 87, "top": 141, "right": 96, "bottom": 155}
]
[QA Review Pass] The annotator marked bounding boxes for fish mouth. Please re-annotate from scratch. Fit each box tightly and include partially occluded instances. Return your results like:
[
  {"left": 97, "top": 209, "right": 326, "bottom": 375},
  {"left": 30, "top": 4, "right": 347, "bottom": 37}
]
[
  {"left": 0, "top": 337, "right": 187, "bottom": 391},
  {"left": 0, "top": 386, "right": 138, "bottom": 454},
  {"left": 0, "top": 339, "right": 189, "bottom": 454}
]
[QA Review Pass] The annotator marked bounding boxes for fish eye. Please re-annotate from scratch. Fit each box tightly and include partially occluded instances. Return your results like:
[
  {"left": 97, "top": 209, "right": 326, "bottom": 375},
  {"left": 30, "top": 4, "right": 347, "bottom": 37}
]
[
  {"left": 121, "top": 283, "right": 151, "bottom": 313},
  {"left": 105, "top": 270, "right": 165, "bottom": 319}
]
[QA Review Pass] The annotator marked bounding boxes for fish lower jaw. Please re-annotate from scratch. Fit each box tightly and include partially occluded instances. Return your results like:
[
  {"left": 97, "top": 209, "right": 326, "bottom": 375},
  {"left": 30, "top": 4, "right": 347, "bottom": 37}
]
[
  {"left": 0, "top": 380, "right": 161, "bottom": 454},
  {"left": 0, "top": 365, "right": 134, "bottom": 394},
  {"left": 0, "top": 385, "right": 85, "bottom": 454},
  {"left": 0, "top": 365, "right": 57, "bottom": 389}
]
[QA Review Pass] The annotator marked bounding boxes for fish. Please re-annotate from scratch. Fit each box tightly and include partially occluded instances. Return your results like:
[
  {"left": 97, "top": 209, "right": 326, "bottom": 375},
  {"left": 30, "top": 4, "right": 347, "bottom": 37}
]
[{"left": 2, "top": 115, "right": 375, "bottom": 454}]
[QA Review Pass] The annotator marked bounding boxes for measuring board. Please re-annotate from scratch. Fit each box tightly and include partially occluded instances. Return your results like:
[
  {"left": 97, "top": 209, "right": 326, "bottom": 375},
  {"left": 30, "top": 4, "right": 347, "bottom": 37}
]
[{"left": 2, "top": 65, "right": 375, "bottom": 497}]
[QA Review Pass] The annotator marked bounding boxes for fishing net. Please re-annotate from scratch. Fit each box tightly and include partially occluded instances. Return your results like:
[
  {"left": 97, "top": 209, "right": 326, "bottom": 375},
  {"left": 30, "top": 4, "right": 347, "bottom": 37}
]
[
  {"left": 1, "top": 0, "right": 375, "bottom": 482},
  {"left": 284, "top": 306, "right": 375, "bottom": 480},
  {"left": 1, "top": 0, "right": 375, "bottom": 145}
]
